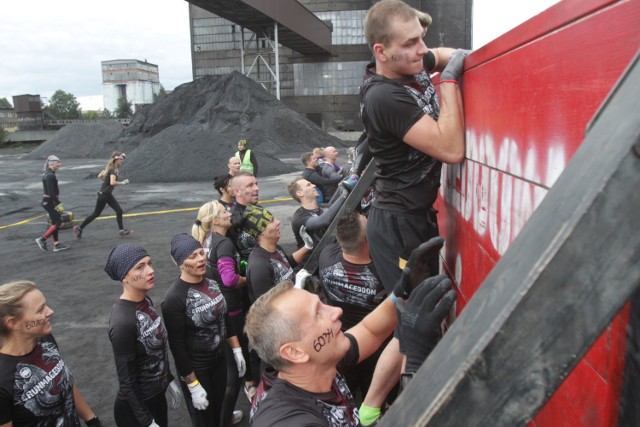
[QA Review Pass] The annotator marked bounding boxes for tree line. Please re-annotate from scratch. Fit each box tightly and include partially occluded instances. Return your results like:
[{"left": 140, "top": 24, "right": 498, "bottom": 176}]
[{"left": 0, "top": 87, "right": 167, "bottom": 121}]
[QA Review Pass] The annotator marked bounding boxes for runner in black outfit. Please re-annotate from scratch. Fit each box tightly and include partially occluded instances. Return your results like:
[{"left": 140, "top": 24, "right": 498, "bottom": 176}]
[
  {"left": 162, "top": 233, "right": 246, "bottom": 427},
  {"left": 105, "top": 243, "right": 181, "bottom": 427},
  {"left": 35, "top": 155, "right": 70, "bottom": 252},
  {"left": 74, "top": 152, "right": 131, "bottom": 240},
  {"left": 192, "top": 201, "right": 246, "bottom": 425},
  {"left": 0, "top": 280, "right": 103, "bottom": 426}
]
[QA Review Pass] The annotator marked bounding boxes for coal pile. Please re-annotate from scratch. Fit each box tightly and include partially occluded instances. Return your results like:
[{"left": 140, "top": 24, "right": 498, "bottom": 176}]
[
  {"left": 27, "top": 121, "right": 127, "bottom": 160},
  {"left": 27, "top": 72, "right": 346, "bottom": 182}
]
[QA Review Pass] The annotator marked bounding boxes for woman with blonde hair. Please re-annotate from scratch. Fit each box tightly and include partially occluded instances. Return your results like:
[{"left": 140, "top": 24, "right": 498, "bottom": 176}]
[
  {"left": 74, "top": 151, "right": 131, "bottom": 240},
  {"left": 192, "top": 201, "right": 249, "bottom": 424},
  {"left": 0, "top": 280, "right": 104, "bottom": 426}
]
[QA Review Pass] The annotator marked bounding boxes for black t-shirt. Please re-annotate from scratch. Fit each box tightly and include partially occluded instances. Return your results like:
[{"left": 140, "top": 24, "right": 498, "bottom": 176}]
[
  {"left": 161, "top": 278, "right": 230, "bottom": 376},
  {"left": 0, "top": 335, "right": 80, "bottom": 426},
  {"left": 291, "top": 206, "right": 327, "bottom": 249},
  {"left": 318, "top": 243, "right": 387, "bottom": 330},
  {"left": 360, "top": 67, "right": 442, "bottom": 213},
  {"left": 99, "top": 168, "right": 117, "bottom": 194},
  {"left": 108, "top": 297, "right": 173, "bottom": 425},
  {"left": 246, "top": 245, "right": 296, "bottom": 303},
  {"left": 204, "top": 231, "right": 244, "bottom": 312},
  {"left": 250, "top": 333, "right": 360, "bottom": 426}
]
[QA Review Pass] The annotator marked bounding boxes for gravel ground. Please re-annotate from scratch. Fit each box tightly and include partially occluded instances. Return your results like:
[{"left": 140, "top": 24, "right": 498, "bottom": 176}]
[{"left": 0, "top": 151, "right": 309, "bottom": 427}]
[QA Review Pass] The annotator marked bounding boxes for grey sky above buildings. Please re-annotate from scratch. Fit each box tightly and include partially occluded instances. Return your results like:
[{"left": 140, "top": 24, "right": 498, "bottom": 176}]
[{"left": 1, "top": 0, "right": 559, "bottom": 111}]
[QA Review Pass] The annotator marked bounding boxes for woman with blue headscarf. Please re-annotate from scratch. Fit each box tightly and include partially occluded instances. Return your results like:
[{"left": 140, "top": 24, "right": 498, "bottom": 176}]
[
  {"left": 162, "top": 233, "right": 246, "bottom": 427},
  {"left": 105, "top": 243, "right": 180, "bottom": 427}
]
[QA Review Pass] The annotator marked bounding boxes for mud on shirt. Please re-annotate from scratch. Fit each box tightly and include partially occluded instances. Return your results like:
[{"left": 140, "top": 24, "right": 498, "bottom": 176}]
[
  {"left": 0, "top": 335, "right": 80, "bottom": 426},
  {"left": 250, "top": 333, "right": 361, "bottom": 427}
]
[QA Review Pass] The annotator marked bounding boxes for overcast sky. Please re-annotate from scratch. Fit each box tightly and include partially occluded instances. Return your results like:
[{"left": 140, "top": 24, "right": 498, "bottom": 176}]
[{"left": 1, "top": 0, "right": 559, "bottom": 111}]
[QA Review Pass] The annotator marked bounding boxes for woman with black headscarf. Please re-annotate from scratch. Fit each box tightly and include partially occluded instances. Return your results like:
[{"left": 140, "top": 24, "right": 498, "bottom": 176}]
[
  {"left": 105, "top": 243, "right": 181, "bottom": 427},
  {"left": 162, "top": 233, "right": 246, "bottom": 427}
]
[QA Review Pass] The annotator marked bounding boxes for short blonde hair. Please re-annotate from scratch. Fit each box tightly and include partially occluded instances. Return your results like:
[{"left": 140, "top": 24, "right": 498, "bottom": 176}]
[
  {"left": 364, "top": 0, "right": 417, "bottom": 50},
  {"left": 416, "top": 10, "right": 432, "bottom": 29},
  {"left": 245, "top": 281, "right": 303, "bottom": 371}
]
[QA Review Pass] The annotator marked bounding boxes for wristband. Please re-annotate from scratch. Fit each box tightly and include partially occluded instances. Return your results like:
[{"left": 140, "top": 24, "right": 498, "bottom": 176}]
[
  {"left": 187, "top": 379, "right": 200, "bottom": 388},
  {"left": 439, "top": 79, "right": 458, "bottom": 85}
]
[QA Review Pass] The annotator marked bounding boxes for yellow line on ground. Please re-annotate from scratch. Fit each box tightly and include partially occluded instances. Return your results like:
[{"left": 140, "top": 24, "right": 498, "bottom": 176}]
[
  {"left": 0, "top": 214, "right": 47, "bottom": 230},
  {"left": 0, "top": 198, "right": 293, "bottom": 230}
]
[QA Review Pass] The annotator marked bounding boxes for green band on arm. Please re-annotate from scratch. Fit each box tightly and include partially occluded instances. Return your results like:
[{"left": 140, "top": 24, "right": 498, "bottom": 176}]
[{"left": 359, "top": 403, "right": 381, "bottom": 426}]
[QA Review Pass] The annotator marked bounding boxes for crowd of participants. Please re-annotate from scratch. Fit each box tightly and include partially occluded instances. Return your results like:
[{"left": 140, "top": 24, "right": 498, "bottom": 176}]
[{"left": 1, "top": 0, "right": 473, "bottom": 425}]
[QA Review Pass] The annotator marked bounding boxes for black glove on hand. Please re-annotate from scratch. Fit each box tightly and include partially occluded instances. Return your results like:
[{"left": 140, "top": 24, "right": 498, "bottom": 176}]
[
  {"left": 86, "top": 416, "right": 104, "bottom": 427},
  {"left": 396, "top": 274, "right": 457, "bottom": 374},
  {"left": 406, "top": 236, "right": 445, "bottom": 289},
  {"left": 440, "top": 49, "right": 472, "bottom": 82}
]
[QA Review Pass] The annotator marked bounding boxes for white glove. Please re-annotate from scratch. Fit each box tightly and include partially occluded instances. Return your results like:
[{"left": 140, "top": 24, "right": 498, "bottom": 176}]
[
  {"left": 295, "top": 269, "right": 312, "bottom": 290},
  {"left": 233, "top": 347, "right": 246, "bottom": 378},
  {"left": 121, "top": 179, "right": 130, "bottom": 185},
  {"left": 167, "top": 380, "right": 182, "bottom": 410},
  {"left": 187, "top": 380, "right": 209, "bottom": 410},
  {"left": 148, "top": 421, "right": 160, "bottom": 427},
  {"left": 299, "top": 225, "right": 314, "bottom": 250}
]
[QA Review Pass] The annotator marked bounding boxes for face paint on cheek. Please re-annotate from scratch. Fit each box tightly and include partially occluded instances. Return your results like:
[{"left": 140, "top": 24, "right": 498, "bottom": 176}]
[
  {"left": 130, "top": 274, "right": 144, "bottom": 282},
  {"left": 24, "top": 319, "right": 48, "bottom": 329},
  {"left": 313, "top": 328, "right": 335, "bottom": 352},
  {"left": 390, "top": 53, "right": 409, "bottom": 62}
]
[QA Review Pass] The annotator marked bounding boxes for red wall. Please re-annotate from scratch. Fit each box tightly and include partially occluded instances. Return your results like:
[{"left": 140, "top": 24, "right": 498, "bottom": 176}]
[{"left": 435, "top": 0, "right": 640, "bottom": 424}]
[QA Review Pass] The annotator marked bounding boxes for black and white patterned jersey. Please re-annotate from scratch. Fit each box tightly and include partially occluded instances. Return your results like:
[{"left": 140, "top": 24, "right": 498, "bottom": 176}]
[
  {"left": 162, "top": 277, "right": 230, "bottom": 377},
  {"left": 0, "top": 335, "right": 80, "bottom": 426},
  {"left": 318, "top": 243, "right": 387, "bottom": 330},
  {"left": 109, "top": 297, "right": 173, "bottom": 425},
  {"left": 246, "top": 245, "right": 297, "bottom": 303}
]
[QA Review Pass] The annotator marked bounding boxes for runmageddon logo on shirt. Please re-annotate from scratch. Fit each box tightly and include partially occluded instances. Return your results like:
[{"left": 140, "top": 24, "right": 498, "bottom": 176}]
[
  {"left": 140, "top": 316, "right": 162, "bottom": 338},
  {"left": 24, "top": 359, "right": 65, "bottom": 400},
  {"left": 194, "top": 294, "right": 223, "bottom": 313}
]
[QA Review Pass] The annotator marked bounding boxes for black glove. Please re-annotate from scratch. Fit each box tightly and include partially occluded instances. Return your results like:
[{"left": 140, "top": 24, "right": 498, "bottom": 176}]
[
  {"left": 406, "top": 236, "right": 445, "bottom": 289},
  {"left": 396, "top": 274, "right": 457, "bottom": 373},
  {"left": 440, "top": 49, "right": 472, "bottom": 82},
  {"left": 86, "top": 416, "right": 104, "bottom": 427}
]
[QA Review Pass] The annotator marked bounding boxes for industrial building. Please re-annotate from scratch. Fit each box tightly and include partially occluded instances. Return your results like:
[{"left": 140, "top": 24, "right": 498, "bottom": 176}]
[
  {"left": 101, "top": 59, "right": 162, "bottom": 113},
  {"left": 187, "top": 0, "right": 472, "bottom": 131}
]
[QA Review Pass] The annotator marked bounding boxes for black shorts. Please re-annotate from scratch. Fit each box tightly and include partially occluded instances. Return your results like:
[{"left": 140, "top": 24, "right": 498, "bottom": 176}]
[{"left": 366, "top": 206, "right": 439, "bottom": 294}]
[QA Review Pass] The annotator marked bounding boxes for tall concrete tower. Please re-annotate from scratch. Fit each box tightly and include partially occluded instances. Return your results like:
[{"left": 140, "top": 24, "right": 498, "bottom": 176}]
[{"left": 101, "top": 59, "right": 161, "bottom": 113}]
